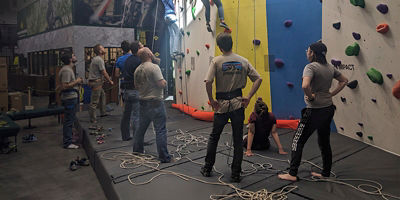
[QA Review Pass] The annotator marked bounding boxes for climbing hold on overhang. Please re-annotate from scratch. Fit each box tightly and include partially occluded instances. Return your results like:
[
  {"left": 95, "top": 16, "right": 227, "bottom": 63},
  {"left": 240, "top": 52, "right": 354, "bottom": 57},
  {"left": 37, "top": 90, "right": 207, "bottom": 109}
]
[
  {"left": 350, "top": 0, "right": 365, "bottom": 8},
  {"left": 345, "top": 42, "right": 360, "bottom": 56},
  {"left": 179, "top": 90, "right": 182, "bottom": 95},
  {"left": 274, "top": 58, "right": 284, "bottom": 68},
  {"left": 186, "top": 31, "right": 190, "bottom": 36},
  {"left": 392, "top": 80, "right": 400, "bottom": 99},
  {"left": 201, "top": 106, "right": 205, "bottom": 110},
  {"left": 367, "top": 136, "right": 373, "bottom": 140},
  {"left": 185, "top": 70, "right": 191, "bottom": 76},
  {"left": 356, "top": 132, "right": 363, "bottom": 137},
  {"left": 376, "top": 4, "right": 388, "bottom": 14},
  {"left": 371, "top": 98, "right": 377, "bottom": 103},
  {"left": 179, "top": 75, "right": 182, "bottom": 80},
  {"left": 340, "top": 127, "right": 344, "bottom": 131},
  {"left": 253, "top": 39, "right": 261, "bottom": 46},
  {"left": 331, "top": 59, "right": 342, "bottom": 67},
  {"left": 352, "top": 32, "right": 361, "bottom": 40},
  {"left": 347, "top": 80, "right": 358, "bottom": 89},
  {"left": 205, "top": 44, "right": 210, "bottom": 49},
  {"left": 358, "top": 123, "right": 363, "bottom": 127},
  {"left": 196, "top": 50, "right": 200, "bottom": 56},
  {"left": 340, "top": 97, "right": 346, "bottom": 103},
  {"left": 186, "top": 48, "right": 190, "bottom": 54},
  {"left": 367, "top": 68, "right": 383, "bottom": 85},
  {"left": 376, "top": 24, "right": 389, "bottom": 34},
  {"left": 386, "top": 74, "right": 393, "bottom": 79},
  {"left": 284, "top": 20, "right": 293, "bottom": 27},
  {"left": 333, "top": 22, "right": 341, "bottom": 30}
]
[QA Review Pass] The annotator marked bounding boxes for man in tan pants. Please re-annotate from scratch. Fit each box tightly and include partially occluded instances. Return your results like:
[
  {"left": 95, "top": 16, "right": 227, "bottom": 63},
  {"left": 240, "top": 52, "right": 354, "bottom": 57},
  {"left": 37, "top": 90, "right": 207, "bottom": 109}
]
[{"left": 88, "top": 44, "right": 114, "bottom": 123}]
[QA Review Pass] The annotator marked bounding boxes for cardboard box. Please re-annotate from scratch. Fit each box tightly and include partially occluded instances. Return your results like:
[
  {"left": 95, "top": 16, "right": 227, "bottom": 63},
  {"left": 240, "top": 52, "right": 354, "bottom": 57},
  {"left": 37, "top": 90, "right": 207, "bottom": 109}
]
[
  {"left": 8, "top": 92, "right": 27, "bottom": 112},
  {"left": 0, "top": 64, "right": 7, "bottom": 90},
  {"left": 0, "top": 89, "right": 8, "bottom": 112}
]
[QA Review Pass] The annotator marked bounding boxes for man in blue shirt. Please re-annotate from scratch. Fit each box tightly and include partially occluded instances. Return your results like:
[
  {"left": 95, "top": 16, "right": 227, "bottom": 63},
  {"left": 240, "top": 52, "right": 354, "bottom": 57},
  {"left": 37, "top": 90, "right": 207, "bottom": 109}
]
[{"left": 115, "top": 41, "right": 132, "bottom": 103}]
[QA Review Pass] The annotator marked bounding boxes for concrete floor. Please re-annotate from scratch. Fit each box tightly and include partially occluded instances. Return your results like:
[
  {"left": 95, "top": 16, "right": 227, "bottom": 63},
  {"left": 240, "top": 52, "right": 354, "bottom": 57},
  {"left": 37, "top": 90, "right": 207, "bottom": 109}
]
[{"left": 0, "top": 96, "right": 106, "bottom": 200}]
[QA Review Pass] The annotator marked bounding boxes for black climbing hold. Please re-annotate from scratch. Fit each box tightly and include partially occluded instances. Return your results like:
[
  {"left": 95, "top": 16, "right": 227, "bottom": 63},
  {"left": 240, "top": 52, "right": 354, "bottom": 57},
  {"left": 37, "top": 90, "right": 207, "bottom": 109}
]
[
  {"left": 377, "top": 4, "right": 388, "bottom": 14},
  {"left": 253, "top": 39, "right": 261, "bottom": 46},
  {"left": 340, "top": 127, "right": 344, "bottom": 131},
  {"left": 340, "top": 97, "right": 346, "bottom": 103},
  {"left": 333, "top": 22, "right": 341, "bottom": 30},
  {"left": 371, "top": 98, "right": 377, "bottom": 103},
  {"left": 274, "top": 58, "right": 284, "bottom": 68},
  {"left": 368, "top": 136, "right": 373, "bottom": 140},
  {"left": 386, "top": 74, "right": 393, "bottom": 79},
  {"left": 356, "top": 132, "right": 363, "bottom": 137},
  {"left": 331, "top": 59, "right": 342, "bottom": 67},
  {"left": 284, "top": 20, "right": 293, "bottom": 27},
  {"left": 347, "top": 80, "right": 358, "bottom": 89},
  {"left": 358, "top": 123, "right": 363, "bottom": 127},
  {"left": 352, "top": 32, "right": 361, "bottom": 40}
]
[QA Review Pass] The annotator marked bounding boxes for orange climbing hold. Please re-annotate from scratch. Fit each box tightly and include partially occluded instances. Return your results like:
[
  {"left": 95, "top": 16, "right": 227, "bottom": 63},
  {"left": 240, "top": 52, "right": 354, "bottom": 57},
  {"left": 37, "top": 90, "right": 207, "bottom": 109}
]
[
  {"left": 392, "top": 80, "right": 400, "bottom": 99},
  {"left": 224, "top": 28, "right": 232, "bottom": 33},
  {"left": 376, "top": 23, "right": 389, "bottom": 34}
]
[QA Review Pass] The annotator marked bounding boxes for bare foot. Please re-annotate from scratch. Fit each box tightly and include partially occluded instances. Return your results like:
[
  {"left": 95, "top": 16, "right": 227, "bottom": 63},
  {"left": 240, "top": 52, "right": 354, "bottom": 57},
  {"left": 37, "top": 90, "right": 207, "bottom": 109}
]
[
  {"left": 278, "top": 173, "right": 297, "bottom": 181},
  {"left": 311, "top": 172, "right": 323, "bottom": 178}
]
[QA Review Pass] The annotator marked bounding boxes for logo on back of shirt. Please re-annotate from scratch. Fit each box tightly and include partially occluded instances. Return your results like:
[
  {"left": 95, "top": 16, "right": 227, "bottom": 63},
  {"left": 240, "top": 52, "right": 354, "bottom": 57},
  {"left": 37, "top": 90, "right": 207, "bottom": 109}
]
[{"left": 222, "top": 61, "right": 243, "bottom": 74}]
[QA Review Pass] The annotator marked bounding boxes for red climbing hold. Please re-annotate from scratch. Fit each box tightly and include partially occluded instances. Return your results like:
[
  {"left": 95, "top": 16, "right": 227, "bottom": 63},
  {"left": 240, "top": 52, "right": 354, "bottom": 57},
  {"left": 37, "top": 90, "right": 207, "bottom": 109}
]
[
  {"left": 286, "top": 82, "right": 294, "bottom": 88},
  {"left": 179, "top": 90, "right": 183, "bottom": 95},
  {"left": 186, "top": 48, "right": 190, "bottom": 54},
  {"left": 392, "top": 80, "right": 400, "bottom": 99},
  {"left": 376, "top": 23, "right": 389, "bottom": 34},
  {"left": 205, "top": 44, "right": 210, "bottom": 49}
]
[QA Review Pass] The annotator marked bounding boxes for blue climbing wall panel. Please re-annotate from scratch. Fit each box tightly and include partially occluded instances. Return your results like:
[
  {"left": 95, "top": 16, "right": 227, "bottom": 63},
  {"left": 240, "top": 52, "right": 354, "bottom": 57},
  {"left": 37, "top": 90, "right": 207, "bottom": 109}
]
[{"left": 266, "top": 0, "right": 322, "bottom": 119}]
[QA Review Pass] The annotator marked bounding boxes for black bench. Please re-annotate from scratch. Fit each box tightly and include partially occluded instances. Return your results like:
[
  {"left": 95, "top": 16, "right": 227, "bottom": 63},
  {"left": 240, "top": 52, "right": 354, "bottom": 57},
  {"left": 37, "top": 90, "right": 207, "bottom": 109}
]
[
  {"left": 7, "top": 106, "right": 65, "bottom": 129},
  {"left": 0, "top": 114, "right": 21, "bottom": 152}
]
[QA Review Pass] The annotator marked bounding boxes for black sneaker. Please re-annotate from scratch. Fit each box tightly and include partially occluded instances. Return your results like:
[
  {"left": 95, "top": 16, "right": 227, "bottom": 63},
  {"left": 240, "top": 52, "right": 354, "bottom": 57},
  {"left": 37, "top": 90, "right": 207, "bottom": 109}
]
[
  {"left": 206, "top": 23, "right": 212, "bottom": 32},
  {"left": 230, "top": 174, "right": 241, "bottom": 183},
  {"left": 219, "top": 22, "right": 229, "bottom": 29},
  {"left": 200, "top": 167, "right": 212, "bottom": 177},
  {"left": 69, "top": 161, "right": 78, "bottom": 171},
  {"left": 76, "top": 157, "right": 90, "bottom": 166}
]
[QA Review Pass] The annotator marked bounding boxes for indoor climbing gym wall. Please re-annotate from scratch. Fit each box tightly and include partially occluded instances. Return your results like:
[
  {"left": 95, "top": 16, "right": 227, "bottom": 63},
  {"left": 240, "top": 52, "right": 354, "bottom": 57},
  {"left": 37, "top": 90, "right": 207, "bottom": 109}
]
[
  {"left": 266, "top": 0, "right": 322, "bottom": 119},
  {"left": 323, "top": 0, "right": 400, "bottom": 155}
]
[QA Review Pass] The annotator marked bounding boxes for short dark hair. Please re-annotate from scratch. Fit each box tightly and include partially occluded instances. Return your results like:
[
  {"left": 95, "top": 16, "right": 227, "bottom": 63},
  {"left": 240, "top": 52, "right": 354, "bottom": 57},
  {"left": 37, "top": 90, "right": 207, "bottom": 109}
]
[
  {"left": 93, "top": 44, "right": 103, "bottom": 55},
  {"left": 60, "top": 52, "right": 73, "bottom": 65},
  {"left": 130, "top": 41, "right": 141, "bottom": 55},
  {"left": 216, "top": 33, "right": 233, "bottom": 52},
  {"left": 121, "top": 40, "right": 130, "bottom": 53},
  {"left": 309, "top": 41, "right": 327, "bottom": 64}
]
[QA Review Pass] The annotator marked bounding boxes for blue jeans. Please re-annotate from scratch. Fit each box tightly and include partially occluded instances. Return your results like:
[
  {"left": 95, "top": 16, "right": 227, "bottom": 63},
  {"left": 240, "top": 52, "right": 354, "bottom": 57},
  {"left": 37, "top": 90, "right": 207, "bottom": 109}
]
[
  {"left": 201, "top": 0, "right": 224, "bottom": 23},
  {"left": 120, "top": 90, "right": 140, "bottom": 140},
  {"left": 133, "top": 100, "right": 171, "bottom": 163},
  {"left": 62, "top": 98, "right": 78, "bottom": 147},
  {"left": 167, "top": 22, "right": 181, "bottom": 56}
]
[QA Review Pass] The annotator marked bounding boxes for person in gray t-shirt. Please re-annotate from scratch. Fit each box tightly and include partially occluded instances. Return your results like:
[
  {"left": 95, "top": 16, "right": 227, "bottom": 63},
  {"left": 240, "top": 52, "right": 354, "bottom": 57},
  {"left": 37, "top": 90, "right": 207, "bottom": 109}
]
[
  {"left": 59, "top": 52, "right": 82, "bottom": 149},
  {"left": 87, "top": 44, "right": 114, "bottom": 123},
  {"left": 279, "top": 42, "right": 348, "bottom": 181}
]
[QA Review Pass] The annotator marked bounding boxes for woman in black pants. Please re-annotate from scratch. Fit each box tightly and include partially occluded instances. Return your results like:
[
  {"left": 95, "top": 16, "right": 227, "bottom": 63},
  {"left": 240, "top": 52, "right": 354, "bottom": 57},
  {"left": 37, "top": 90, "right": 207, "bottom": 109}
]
[{"left": 279, "top": 42, "right": 348, "bottom": 181}]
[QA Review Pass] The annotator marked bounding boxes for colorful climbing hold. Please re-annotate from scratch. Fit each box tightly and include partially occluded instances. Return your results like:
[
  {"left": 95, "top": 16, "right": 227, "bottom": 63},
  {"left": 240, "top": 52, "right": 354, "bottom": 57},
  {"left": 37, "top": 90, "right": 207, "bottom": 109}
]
[
  {"left": 340, "top": 97, "right": 346, "bottom": 103},
  {"left": 367, "top": 68, "right": 383, "bottom": 85},
  {"left": 340, "top": 127, "right": 344, "bottom": 131},
  {"left": 186, "top": 31, "right": 190, "bottom": 36},
  {"left": 367, "top": 136, "right": 373, "bottom": 140},
  {"left": 376, "top": 23, "right": 389, "bottom": 34},
  {"left": 191, "top": 7, "right": 196, "bottom": 20},
  {"left": 180, "top": 30, "right": 185, "bottom": 36},
  {"left": 286, "top": 82, "right": 294, "bottom": 88},
  {"left": 185, "top": 70, "right": 191, "bottom": 76},
  {"left": 386, "top": 74, "right": 393, "bottom": 79},
  {"left": 347, "top": 80, "right": 358, "bottom": 89},
  {"left": 253, "top": 39, "right": 261, "bottom": 46},
  {"left": 345, "top": 42, "right": 360, "bottom": 56},
  {"left": 371, "top": 98, "right": 377, "bottom": 103},
  {"left": 376, "top": 4, "right": 388, "bottom": 14},
  {"left": 179, "top": 90, "right": 183, "bottom": 95},
  {"left": 224, "top": 28, "right": 232, "bottom": 33},
  {"left": 284, "top": 20, "right": 293, "bottom": 27},
  {"left": 332, "top": 22, "right": 341, "bottom": 30},
  {"left": 205, "top": 44, "right": 210, "bottom": 49},
  {"left": 186, "top": 48, "right": 190, "bottom": 54},
  {"left": 196, "top": 50, "right": 200, "bottom": 56},
  {"left": 356, "top": 132, "right": 363, "bottom": 137},
  {"left": 350, "top": 0, "right": 365, "bottom": 8},
  {"left": 179, "top": 76, "right": 182, "bottom": 80},
  {"left": 358, "top": 123, "right": 364, "bottom": 127},
  {"left": 392, "top": 80, "right": 400, "bottom": 99},
  {"left": 331, "top": 59, "right": 342, "bottom": 67},
  {"left": 352, "top": 32, "right": 361, "bottom": 40},
  {"left": 207, "top": 100, "right": 211, "bottom": 105},
  {"left": 274, "top": 58, "right": 285, "bottom": 68},
  {"left": 201, "top": 106, "right": 205, "bottom": 110}
]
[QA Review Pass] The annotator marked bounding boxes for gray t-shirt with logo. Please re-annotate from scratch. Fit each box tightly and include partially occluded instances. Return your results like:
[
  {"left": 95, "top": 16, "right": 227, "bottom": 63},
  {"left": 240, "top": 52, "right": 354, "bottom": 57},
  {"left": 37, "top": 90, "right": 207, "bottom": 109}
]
[
  {"left": 134, "top": 62, "right": 164, "bottom": 101},
  {"left": 303, "top": 62, "right": 341, "bottom": 108},
  {"left": 59, "top": 66, "right": 78, "bottom": 100},
  {"left": 88, "top": 56, "right": 105, "bottom": 80}
]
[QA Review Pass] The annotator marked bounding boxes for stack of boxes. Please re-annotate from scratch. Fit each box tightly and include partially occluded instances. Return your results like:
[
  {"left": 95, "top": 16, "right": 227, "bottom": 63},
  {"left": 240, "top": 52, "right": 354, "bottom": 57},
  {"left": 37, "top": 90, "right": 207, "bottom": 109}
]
[{"left": 0, "top": 57, "right": 8, "bottom": 112}]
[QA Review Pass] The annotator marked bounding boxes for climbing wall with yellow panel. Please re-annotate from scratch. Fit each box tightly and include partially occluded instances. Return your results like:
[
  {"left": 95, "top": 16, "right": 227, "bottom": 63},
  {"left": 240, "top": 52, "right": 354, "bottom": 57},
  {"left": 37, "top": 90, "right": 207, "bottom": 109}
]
[{"left": 214, "top": 0, "right": 272, "bottom": 121}]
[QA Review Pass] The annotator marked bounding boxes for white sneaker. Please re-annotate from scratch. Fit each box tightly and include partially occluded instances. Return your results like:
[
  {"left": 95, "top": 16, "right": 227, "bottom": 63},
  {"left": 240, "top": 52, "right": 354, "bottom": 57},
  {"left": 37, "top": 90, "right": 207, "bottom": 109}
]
[{"left": 66, "top": 144, "right": 79, "bottom": 149}]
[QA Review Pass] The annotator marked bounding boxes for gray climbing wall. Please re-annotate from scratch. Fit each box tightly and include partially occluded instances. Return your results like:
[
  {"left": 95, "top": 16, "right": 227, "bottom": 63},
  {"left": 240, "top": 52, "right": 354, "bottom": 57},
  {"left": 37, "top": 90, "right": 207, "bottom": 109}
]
[{"left": 323, "top": 0, "right": 400, "bottom": 155}]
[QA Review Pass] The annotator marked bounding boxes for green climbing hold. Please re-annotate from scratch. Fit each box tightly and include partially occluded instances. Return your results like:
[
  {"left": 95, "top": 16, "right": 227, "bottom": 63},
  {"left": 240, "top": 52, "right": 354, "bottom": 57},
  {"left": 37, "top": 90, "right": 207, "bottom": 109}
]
[
  {"left": 186, "top": 31, "right": 190, "bottom": 36},
  {"left": 191, "top": 7, "right": 196, "bottom": 20},
  {"left": 367, "top": 136, "right": 373, "bottom": 140},
  {"left": 201, "top": 106, "right": 205, "bottom": 110},
  {"left": 196, "top": 50, "right": 200, "bottom": 56},
  {"left": 345, "top": 42, "right": 360, "bottom": 56},
  {"left": 350, "top": 0, "right": 365, "bottom": 8},
  {"left": 185, "top": 70, "right": 191, "bottom": 76},
  {"left": 366, "top": 68, "right": 383, "bottom": 85}
]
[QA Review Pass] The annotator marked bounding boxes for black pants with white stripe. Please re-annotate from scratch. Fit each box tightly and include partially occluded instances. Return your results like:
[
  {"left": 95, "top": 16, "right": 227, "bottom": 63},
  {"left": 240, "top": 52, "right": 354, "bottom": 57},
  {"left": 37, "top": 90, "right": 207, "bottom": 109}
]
[{"left": 289, "top": 105, "right": 335, "bottom": 177}]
